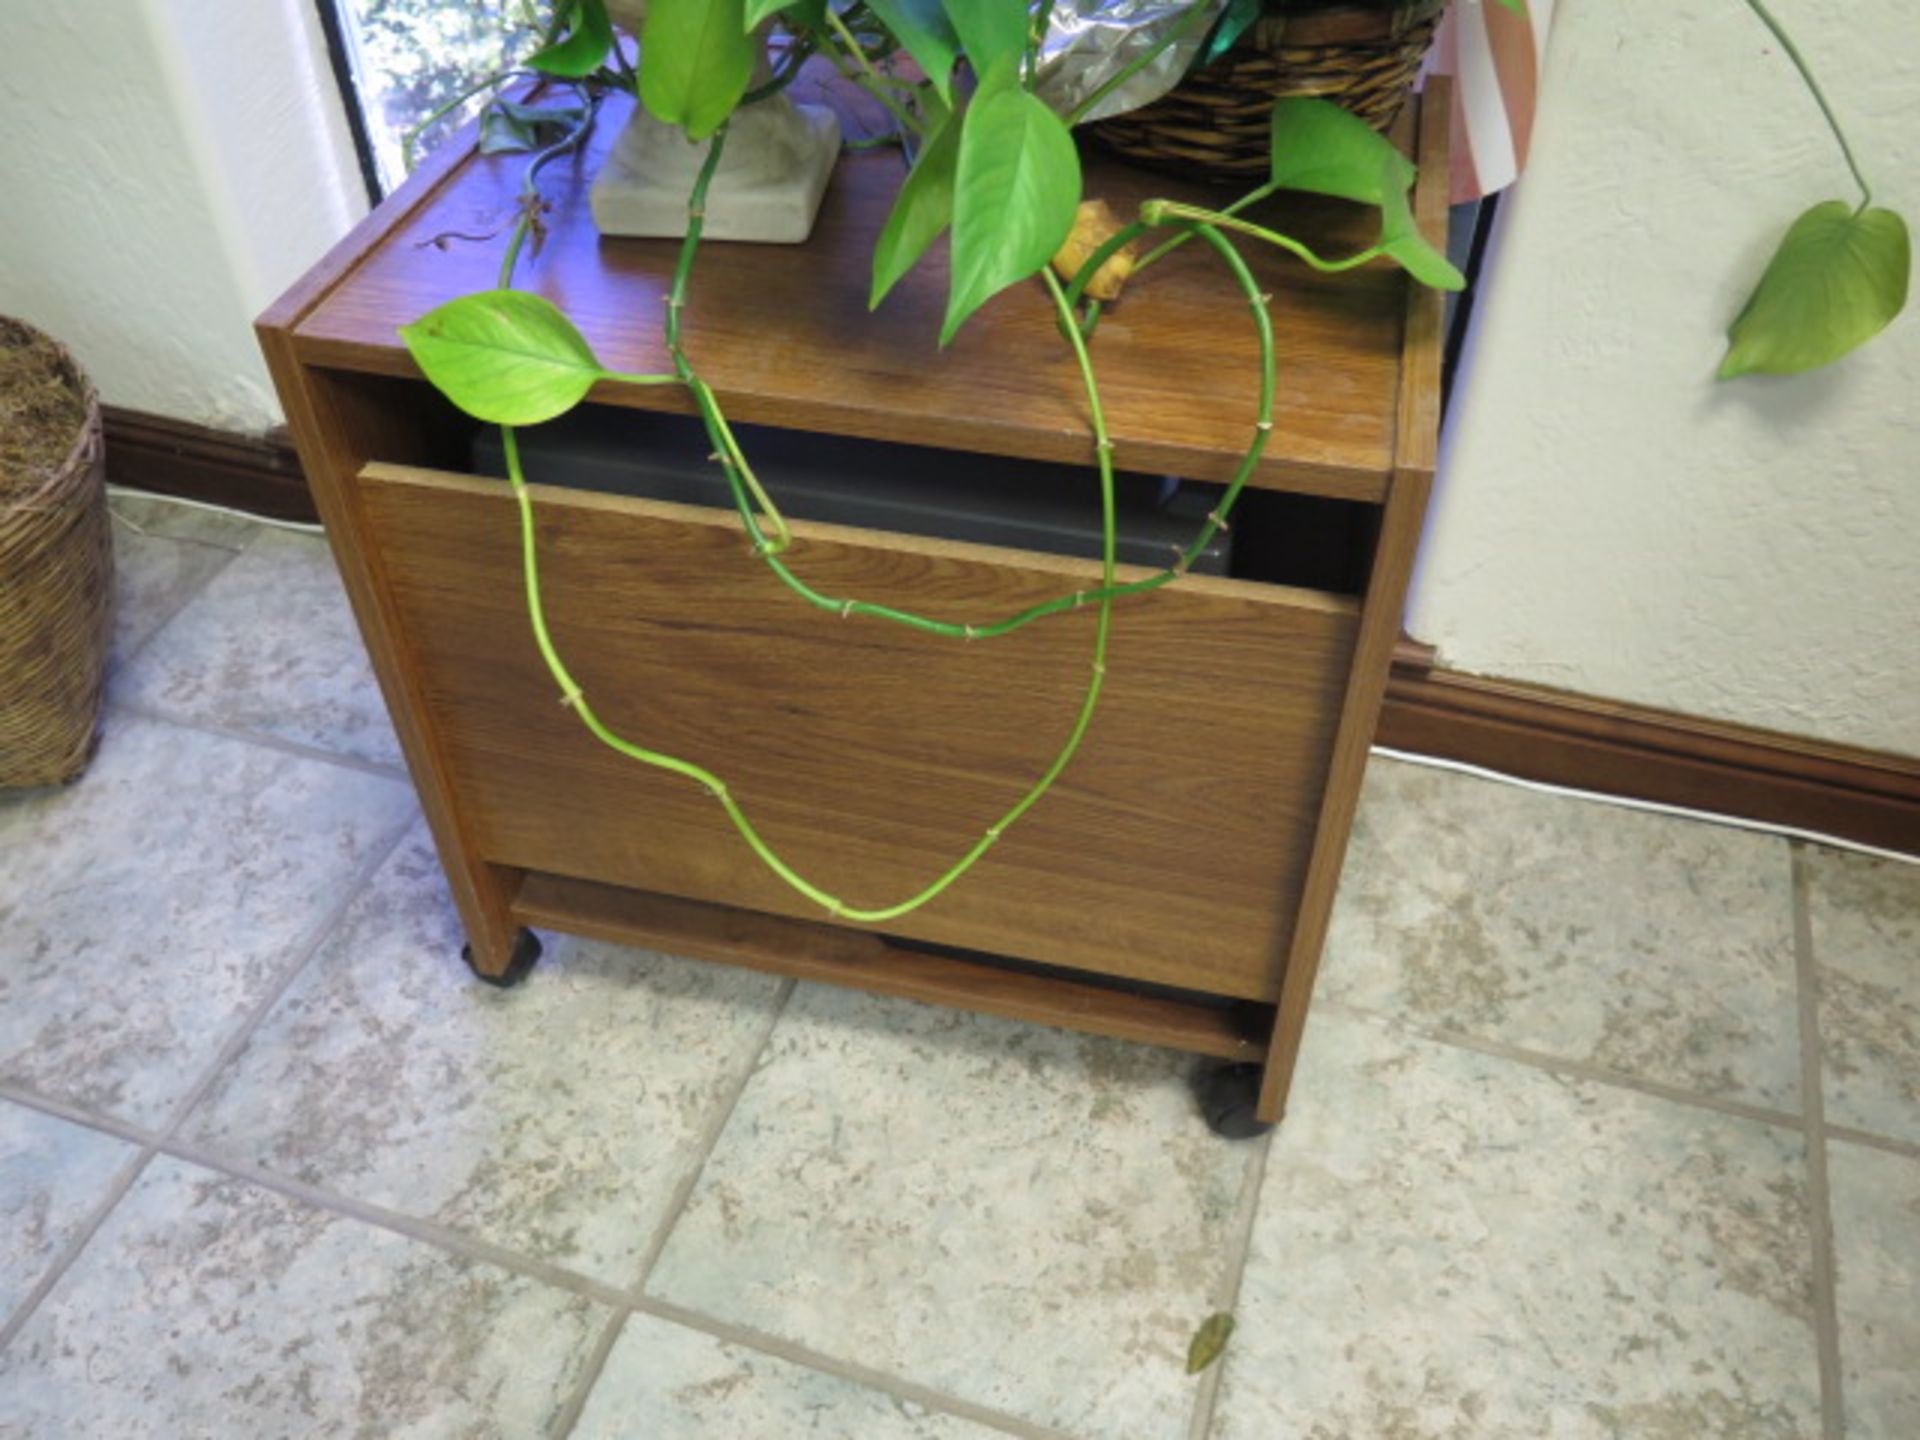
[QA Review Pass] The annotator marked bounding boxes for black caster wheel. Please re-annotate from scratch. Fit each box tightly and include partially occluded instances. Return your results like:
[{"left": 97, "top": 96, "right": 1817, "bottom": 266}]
[
  {"left": 1199, "top": 1063, "right": 1273, "bottom": 1140},
  {"left": 461, "top": 928, "right": 543, "bottom": 988}
]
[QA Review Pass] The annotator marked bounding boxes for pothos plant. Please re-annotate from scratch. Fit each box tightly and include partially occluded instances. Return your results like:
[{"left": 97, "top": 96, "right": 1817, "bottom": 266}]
[{"left": 397, "top": 0, "right": 1907, "bottom": 922}]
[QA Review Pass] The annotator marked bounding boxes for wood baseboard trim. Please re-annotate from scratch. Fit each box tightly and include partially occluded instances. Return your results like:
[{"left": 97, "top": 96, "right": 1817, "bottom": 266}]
[
  {"left": 104, "top": 404, "right": 1918, "bottom": 857},
  {"left": 1380, "top": 662, "right": 1920, "bottom": 857},
  {"left": 104, "top": 406, "right": 318, "bottom": 524}
]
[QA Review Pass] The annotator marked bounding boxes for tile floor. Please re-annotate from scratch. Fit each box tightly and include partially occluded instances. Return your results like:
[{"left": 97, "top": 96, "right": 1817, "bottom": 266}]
[{"left": 1, "top": 492, "right": 1915, "bottom": 1438}]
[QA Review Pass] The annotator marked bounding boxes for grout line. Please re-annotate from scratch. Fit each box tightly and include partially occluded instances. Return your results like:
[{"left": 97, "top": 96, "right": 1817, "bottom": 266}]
[
  {"left": 2, "top": 1080, "right": 1060, "bottom": 1439},
  {"left": 105, "top": 701, "right": 414, "bottom": 785},
  {"left": 1318, "top": 998, "right": 1808, "bottom": 1134},
  {"left": 7, "top": 1078, "right": 1067, "bottom": 1440},
  {"left": 1825, "top": 1123, "right": 1920, "bottom": 1162},
  {"left": 106, "top": 535, "right": 246, "bottom": 677},
  {"left": 1791, "top": 844, "right": 1846, "bottom": 1440},
  {"left": 549, "top": 1309, "right": 631, "bottom": 1440},
  {"left": 626, "top": 978, "right": 796, "bottom": 1295},
  {"left": 158, "top": 820, "right": 417, "bottom": 1141},
  {"left": 0, "top": 1144, "right": 157, "bottom": 1355},
  {"left": 151, "top": 1134, "right": 630, "bottom": 1308},
  {"left": 0, "top": 1086, "right": 163, "bottom": 1148},
  {"left": 1186, "top": 1126, "right": 1274, "bottom": 1440},
  {"left": 0, "top": 819, "right": 413, "bottom": 1357},
  {"left": 1, "top": 1077, "right": 632, "bottom": 1309},
  {"left": 629, "top": 1295, "right": 1075, "bottom": 1440}
]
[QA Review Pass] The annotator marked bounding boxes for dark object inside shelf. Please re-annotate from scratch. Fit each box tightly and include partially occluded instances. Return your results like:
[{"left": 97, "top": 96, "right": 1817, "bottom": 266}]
[{"left": 472, "top": 408, "right": 1233, "bottom": 576}]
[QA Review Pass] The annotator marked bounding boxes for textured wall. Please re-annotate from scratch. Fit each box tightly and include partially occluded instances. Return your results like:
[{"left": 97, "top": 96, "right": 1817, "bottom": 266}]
[
  {"left": 1414, "top": 0, "right": 1919, "bottom": 757},
  {"left": 0, "top": 0, "right": 363, "bottom": 430}
]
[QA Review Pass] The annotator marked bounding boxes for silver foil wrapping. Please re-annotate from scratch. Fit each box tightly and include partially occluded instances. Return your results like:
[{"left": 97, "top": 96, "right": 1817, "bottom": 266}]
[{"left": 1032, "top": 0, "right": 1229, "bottom": 124}]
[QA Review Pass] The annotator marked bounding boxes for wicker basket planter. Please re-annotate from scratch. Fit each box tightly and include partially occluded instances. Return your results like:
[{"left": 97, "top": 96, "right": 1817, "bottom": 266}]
[
  {"left": 1090, "top": 0, "right": 1446, "bottom": 181},
  {"left": 0, "top": 317, "right": 110, "bottom": 788}
]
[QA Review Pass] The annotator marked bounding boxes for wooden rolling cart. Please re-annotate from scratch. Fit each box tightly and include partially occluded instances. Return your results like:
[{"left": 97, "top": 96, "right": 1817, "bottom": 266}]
[{"left": 257, "top": 82, "right": 1448, "bottom": 1136}]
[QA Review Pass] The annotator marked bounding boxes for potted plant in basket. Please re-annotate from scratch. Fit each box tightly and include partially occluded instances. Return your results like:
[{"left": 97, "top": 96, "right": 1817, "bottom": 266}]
[{"left": 395, "top": 0, "right": 1906, "bottom": 923}]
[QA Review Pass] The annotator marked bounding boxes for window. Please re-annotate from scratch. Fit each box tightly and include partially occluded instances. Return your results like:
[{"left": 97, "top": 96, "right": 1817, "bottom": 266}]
[{"left": 319, "top": 0, "right": 542, "bottom": 195}]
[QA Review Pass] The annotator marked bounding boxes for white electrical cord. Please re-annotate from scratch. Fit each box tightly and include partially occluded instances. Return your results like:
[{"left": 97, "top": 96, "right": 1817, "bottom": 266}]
[
  {"left": 106, "top": 487, "right": 1914, "bottom": 868},
  {"left": 107, "top": 484, "right": 325, "bottom": 536},
  {"left": 1372, "top": 745, "right": 1918, "bottom": 867}
]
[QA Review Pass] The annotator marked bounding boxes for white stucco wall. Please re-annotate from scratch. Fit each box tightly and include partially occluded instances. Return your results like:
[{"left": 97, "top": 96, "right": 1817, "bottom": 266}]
[
  {"left": 0, "top": 0, "right": 364, "bottom": 431},
  {"left": 1415, "top": 0, "right": 1919, "bottom": 757}
]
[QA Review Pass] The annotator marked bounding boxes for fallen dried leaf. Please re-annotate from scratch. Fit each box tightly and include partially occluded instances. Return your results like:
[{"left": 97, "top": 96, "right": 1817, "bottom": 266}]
[
  {"left": 1051, "top": 198, "right": 1138, "bottom": 303},
  {"left": 1186, "top": 1311, "right": 1235, "bottom": 1374}
]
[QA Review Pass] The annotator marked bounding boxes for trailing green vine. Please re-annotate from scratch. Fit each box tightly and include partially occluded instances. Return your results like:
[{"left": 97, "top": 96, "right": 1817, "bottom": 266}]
[{"left": 397, "top": 0, "right": 1905, "bottom": 921}]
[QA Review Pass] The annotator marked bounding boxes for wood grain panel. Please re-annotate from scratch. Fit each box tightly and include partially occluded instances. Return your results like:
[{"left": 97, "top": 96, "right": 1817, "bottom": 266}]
[
  {"left": 361, "top": 463, "right": 1360, "bottom": 1000},
  {"left": 294, "top": 86, "right": 1416, "bottom": 501},
  {"left": 514, "top": 871, "right": 1269, "bottom": 1059},
  {"left": 1258, "top": 76, "right": 1453, "bottom": 1121}
]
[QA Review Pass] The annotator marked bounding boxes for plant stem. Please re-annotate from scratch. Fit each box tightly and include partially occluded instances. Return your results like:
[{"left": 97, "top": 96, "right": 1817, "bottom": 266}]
[
  {"left": 496, "top": 92, "right": 600, "bottom": 287},
  {"left": 484, "top": 92, "right": 1283, "bottom": 917},
  {"left": 734, "top": 230, "right": 1275, "bottom": 634},
  {"left": 824, "top": 8, "right": 925, "bottom": 136},
  {"left": 1740, "top": 0, "right": 1872, "bottom": 210},
  {"left": 744, "top": 36, "right": 818, "bottom": 105},
  {"left": 494, "top": 270, "right": 1124, "bottom": 923},
  {"left": 1135, "top": 181, "right": 1277, "bottom": 272},
  {"left": 1146, "top": 200, "right": 1389, "bottom": 275},
  {"left": 1063, "top": 180, "right": 1278, "bottom": 319},
  {"left": 660, "top": 126, "right": 795, "bottom": 554}
]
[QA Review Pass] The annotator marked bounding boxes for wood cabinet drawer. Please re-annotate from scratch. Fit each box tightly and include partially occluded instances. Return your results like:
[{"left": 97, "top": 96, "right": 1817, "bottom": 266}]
[{"left": 359, "top": 462, "right": 1360, "bottom": 1001}]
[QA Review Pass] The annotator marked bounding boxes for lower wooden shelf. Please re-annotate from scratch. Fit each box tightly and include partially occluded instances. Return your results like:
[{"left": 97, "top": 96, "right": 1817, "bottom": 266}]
[{"left": 512, "top": 870, "right": 1271, "bottom": 1062}]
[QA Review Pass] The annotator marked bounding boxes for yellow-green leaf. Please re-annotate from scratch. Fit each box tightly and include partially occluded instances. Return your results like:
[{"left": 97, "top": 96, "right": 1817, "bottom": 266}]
[
  {"left": 1378, "top": 164, "right": 1464, "bottom": 292},
  {"left": 398, "top": 290, "right": 606, "bottom": 426},
  {"left": 640, "top": 0, "right": 755, "bottom": 141},
  {"left": 871, "top": 111, "right": 961, "bottom": 309},
  {"left": 941, "top": 59, "right": 1082, "bottom": 345},
  {"left": 1187, "top": 1312, "right": 1235, "bottom": 1374},
  {"left": 1720, "top": 201, "right": 1910, "bottom": 379},
  {"left": 1269, "top": 97, "right": 1413, "bottom": 206}
]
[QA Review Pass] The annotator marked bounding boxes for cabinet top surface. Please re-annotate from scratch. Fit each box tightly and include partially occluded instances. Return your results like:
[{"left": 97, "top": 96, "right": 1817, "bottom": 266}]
[{"left": 276, "top": 78, "right": 1443, "bottom": 497}]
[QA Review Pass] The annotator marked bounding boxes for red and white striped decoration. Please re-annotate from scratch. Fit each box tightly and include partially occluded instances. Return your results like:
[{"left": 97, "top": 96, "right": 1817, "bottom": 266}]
[{"left": 1429, "top": 0, "right": 1559, "bottom": 203}]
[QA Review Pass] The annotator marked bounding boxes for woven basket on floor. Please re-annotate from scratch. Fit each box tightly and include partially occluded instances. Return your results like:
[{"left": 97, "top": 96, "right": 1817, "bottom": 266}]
[
  {"left": 0, "top": 317, "right": 110, "bottom": 788},
  {"left": 1090, "top": 0, "right": 1446, "bottom": 182}
]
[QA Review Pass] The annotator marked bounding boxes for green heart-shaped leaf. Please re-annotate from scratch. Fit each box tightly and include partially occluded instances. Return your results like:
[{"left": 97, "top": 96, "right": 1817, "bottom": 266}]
[
  {"left": 941, "top": 59, "right": 1082, "bottom": 345},
  {"left": 1269, "top": 97, "right": 1414, "bottom": 204},
  {"left": 1378, "top": 163, "right": 1464, "bottom": 291},
  {"left": 871, "top": 111, "right": 962, "bottom": 309},
  {"left": 640, "top": 0, "right": 755, "bottom": 140},
  {"left": 1719, "top": 201, "right": 1910, "bottom": 378},
  {"left": 399, "top": 290, "right": 607, "bottom": 426},
  {"left": 529, "top": 0, "right": 615, "bottom": 78},
  {"left": 864, "top": 0, "right": 961, "bottom": 101},
  {"left": 942, "top": 0, "right": 1029, "bottom": 78}
]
